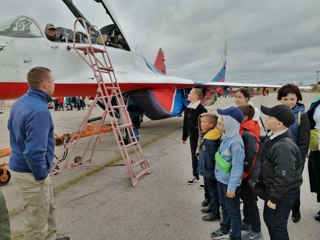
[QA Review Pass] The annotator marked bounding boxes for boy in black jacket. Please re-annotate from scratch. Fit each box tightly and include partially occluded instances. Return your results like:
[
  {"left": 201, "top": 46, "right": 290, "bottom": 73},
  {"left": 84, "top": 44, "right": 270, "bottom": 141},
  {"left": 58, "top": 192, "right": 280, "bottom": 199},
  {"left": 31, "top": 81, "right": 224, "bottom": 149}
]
[
  {"left": 182, "top": 88, "right": 207, "bottom": 185},
  {"left": 255, "top": 105, "right": 303, "bottom": 240},
  {"left": 277, "top": 84, "right": 310, "bottom": 222}
]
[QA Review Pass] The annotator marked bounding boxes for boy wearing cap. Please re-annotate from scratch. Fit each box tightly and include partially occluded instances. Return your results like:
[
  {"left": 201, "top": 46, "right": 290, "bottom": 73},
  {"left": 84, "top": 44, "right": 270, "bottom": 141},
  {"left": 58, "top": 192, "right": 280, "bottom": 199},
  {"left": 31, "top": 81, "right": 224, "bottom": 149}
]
[
  {"left": 256, "top": 104, "right": 303, "bottom": 240},
  {"left": 211, "top": 106, "right": 244, "bottom": 240},
  {"left": 277, "top": 83, "right": 310, "bottom": 223}
]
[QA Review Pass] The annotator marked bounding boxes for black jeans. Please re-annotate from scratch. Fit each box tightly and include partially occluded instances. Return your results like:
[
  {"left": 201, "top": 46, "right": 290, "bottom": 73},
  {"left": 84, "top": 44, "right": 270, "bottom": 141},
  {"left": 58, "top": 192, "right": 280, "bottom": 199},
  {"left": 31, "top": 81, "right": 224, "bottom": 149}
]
[
  {"left": 204, "top": 180, "right": 210, "bottom": 200},
  {"left": 189, "top": 138, "right": 199, "bottom": 179},
  {"left": 241, "top": 179, "right": 261, "bottom": 232},
  {"left": 204, "top": 177, "right": 220, "bottom": 215},
  {"left": 291, "top": 195, "right": 300, "bottom": 214},
  {"left": 263, "top": 190, "right": 299, "bottom": 240}
]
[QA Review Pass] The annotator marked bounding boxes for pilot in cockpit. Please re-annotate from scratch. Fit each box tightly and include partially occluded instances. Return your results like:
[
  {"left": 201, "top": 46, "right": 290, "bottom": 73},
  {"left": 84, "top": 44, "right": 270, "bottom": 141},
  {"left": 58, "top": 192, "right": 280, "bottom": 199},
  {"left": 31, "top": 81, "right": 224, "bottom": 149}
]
[
  {"left": 45, "top": 23, "right": 75, "bottom": 43},
  {"left": 45, "top": 23, "right": 57, "bottom": 42}
]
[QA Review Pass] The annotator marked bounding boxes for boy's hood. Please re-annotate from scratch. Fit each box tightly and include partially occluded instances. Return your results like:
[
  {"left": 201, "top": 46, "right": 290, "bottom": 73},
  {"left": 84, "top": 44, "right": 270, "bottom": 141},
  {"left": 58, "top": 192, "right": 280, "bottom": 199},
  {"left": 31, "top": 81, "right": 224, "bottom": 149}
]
[
  {"left": 223, "top": 115, "right": 240, "bottom": 137},
  {"left": 240, "top": 120, "right": 261, "bottom": 140},
  {"left": 204, "top": 128, "right": 221, "bottom": 140}
]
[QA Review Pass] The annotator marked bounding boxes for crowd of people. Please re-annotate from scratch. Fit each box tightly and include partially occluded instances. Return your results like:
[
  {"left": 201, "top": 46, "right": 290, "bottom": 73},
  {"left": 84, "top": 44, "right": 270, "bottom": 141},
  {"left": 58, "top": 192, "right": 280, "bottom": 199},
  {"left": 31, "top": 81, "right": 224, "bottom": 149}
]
[
  {"left": 182, "top": 87, "right": 320, "bottom": 240},
  {"left": 51, "top": 96, "right": 90, "bottom": 111}
]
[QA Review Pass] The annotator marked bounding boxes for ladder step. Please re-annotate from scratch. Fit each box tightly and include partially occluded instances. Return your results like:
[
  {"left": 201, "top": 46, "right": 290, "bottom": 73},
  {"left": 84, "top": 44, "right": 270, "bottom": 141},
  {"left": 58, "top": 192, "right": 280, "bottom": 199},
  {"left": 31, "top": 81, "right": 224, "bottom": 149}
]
[
  {"left": 124, "top": 141, "right": 138, "bottom": 147},
  {"left": 97, "top": 97, "right": 112, "bottom": 102},
  {"left": 132, "top": 159, "right": 148, "bottom": 167},
  {"left": 117, "top": 139, "right": 138, "bottom": 147},
  {"left": 117, "top": 123, "right": 133, "bottom": 129},
  {"left": 133, "top": 167, "right": 152, "bottom": 180},
  {"left": 70, "top": 46, "right": 89, "bottom": 52},
  {"left": 72, "top": 46, "right": 107, "bottom": 54},
  {"left": 111, "top": 105, "right": 126, "bottom": 109},
  {"left": 95, "top": 67, "right": 114, "bottom": 72},
  {"left": 102, "top": 86, "right": 121, "bottom": 91},
  {"left": 71, "top": 46, "right": 105, "bottom": 54},
  {"left": 87, "top": 46, "right": 105, "bottom": 53}
]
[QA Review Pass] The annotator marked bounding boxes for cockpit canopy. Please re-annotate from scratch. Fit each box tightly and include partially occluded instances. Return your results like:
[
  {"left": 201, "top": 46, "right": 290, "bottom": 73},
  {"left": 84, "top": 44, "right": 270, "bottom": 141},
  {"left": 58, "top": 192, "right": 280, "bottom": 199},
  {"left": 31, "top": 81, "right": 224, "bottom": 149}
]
[{"left": 0, "top": 16, "right": 43, "bottom": 38}]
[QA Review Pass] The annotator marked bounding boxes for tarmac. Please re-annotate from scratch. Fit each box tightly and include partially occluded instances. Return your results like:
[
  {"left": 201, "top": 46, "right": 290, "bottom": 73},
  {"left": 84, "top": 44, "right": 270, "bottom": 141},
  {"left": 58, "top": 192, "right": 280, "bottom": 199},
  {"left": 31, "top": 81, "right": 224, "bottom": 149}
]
[{"left": 1, "top": 92, "right": 320, "bottom": 240}]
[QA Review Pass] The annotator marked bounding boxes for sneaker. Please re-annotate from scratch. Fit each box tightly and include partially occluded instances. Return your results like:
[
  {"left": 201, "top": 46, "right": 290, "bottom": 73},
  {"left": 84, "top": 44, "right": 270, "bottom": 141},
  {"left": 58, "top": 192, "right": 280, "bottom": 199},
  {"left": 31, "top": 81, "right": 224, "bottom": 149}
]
[
  {"left": 202, "top": 198, "right": 210, "bottom": 207},
  {"left": 56, "top": 236, "right": 70, "bottom": 240},
  {"left": 210, "top": 228, "right": 231, "bottom": 239},
  {"left": 202, "top": 213, "right": 221, "bottom": 221},
  {"left": 242, "top": 230, "right": 263, "bottom": 240},
  {"left": 292, "top": 209, "right": 301, "bottom": 223},
  {"left": 241, "top": 221, "right": 252, "bottom": 232},
  {"left": 187, "top": 177, "right": 199, "bottom": 185},
  {"left": 315, "top": 210, "right": 320, "bottom": 221},
  {"left": 201, "top": 204, "right": 212, "bottom": 213}
]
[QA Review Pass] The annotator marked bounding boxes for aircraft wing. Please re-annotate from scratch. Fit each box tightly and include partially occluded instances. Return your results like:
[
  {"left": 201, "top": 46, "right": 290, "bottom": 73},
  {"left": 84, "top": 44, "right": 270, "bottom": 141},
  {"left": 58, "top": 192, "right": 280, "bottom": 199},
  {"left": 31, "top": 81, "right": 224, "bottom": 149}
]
[{"left": 195, "top": 81, "right": 282, "bottom": 89}]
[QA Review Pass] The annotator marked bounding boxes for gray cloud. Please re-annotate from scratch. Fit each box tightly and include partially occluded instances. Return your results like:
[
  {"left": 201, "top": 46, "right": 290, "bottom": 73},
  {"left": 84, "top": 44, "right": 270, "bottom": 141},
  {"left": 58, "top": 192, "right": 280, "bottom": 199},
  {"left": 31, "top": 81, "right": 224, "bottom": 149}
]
[{"left": 110, "top": 0, "right": 320, "bottom": 85}]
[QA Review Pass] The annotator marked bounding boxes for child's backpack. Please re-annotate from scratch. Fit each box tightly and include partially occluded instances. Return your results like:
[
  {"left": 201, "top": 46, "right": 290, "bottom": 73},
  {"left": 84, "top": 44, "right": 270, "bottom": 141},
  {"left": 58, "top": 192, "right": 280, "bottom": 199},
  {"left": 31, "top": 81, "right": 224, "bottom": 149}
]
[
  {"left": 242, "top": 130, "right": 260, "bottom": 180},
  {"left": 309, "top": 129, "right": 319, "bottom": 151}
]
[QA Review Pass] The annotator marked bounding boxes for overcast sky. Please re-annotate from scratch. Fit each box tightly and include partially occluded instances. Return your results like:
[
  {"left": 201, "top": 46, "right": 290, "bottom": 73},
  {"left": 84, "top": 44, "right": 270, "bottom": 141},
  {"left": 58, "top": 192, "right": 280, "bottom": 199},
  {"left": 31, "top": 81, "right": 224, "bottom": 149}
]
[{"left": 109, "top": 0, "right": 320, "bottom": 85}]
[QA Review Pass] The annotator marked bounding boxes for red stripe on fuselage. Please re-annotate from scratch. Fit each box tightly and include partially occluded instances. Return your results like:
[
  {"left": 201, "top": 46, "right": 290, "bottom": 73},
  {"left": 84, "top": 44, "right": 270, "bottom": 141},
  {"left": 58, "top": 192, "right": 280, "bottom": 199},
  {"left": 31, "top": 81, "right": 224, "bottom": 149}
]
[{"left": 0, "top": 82, "right": 193, "bottom": 100}]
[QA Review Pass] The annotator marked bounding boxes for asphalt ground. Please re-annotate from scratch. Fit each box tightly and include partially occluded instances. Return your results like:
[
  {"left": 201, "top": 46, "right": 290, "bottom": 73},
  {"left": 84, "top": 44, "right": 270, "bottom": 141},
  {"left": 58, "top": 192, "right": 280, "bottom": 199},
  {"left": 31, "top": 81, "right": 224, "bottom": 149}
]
[{"left": 0, "top": 92, "right": 319, "bottom": 239}]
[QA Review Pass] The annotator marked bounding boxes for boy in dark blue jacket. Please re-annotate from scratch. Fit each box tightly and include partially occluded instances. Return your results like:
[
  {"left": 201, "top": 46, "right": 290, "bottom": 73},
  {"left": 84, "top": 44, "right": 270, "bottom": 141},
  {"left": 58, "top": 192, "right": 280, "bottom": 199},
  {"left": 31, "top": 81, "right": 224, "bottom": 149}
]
[{"left": 198, "top": 113, "right": 221, "bottom": 221}]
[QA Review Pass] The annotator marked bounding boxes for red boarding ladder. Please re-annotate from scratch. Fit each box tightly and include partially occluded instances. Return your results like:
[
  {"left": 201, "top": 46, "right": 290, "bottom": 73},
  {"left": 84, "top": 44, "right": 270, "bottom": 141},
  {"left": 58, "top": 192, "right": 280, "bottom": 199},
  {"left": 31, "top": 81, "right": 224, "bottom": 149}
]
[{"left": 54, "top": 19, "right": 152, "bottom": 186}]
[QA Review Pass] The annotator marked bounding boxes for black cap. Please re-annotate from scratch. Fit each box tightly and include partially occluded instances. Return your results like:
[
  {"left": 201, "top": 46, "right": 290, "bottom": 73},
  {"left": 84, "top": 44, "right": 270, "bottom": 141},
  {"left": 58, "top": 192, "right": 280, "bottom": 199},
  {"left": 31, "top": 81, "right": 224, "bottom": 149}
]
[{"left": 260, "top": 105, "right": 295, "bottom": 128}]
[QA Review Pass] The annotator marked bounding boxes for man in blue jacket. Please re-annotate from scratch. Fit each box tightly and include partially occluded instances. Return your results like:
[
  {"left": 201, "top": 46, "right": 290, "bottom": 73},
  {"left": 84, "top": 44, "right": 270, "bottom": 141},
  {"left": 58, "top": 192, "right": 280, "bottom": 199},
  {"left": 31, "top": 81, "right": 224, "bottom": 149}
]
[{"left": 8, "top": 67, "right": 69, "bottom": 240}]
